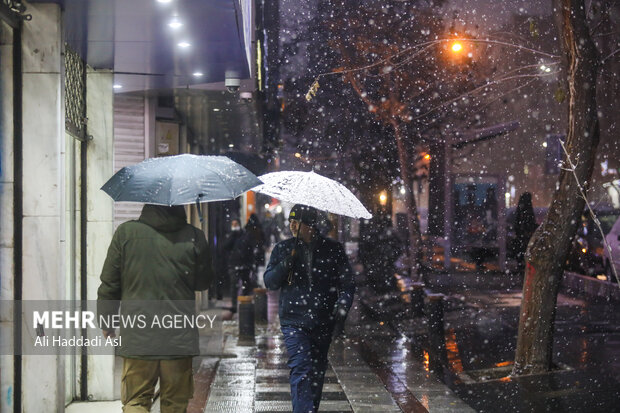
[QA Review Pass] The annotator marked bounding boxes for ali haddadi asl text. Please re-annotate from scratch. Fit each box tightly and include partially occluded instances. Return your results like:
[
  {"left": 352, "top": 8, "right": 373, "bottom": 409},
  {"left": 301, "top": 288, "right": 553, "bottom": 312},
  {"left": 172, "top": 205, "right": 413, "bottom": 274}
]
[{"left": 34, "top": 335, "right": 121, "bottom": 347}]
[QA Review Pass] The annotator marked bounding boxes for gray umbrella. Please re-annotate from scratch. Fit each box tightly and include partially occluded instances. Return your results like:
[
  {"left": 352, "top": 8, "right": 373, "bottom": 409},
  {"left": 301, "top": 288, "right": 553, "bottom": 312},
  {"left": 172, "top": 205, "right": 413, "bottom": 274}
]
[{"left": 101, "top": 154, "right": 262, "bottom": 205}]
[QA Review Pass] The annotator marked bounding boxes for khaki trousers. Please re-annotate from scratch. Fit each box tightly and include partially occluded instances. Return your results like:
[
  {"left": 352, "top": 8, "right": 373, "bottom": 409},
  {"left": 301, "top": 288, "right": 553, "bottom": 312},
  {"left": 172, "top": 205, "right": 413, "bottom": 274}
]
[{"left": 121, "top": 357, "right": 194, "bottom": 413}]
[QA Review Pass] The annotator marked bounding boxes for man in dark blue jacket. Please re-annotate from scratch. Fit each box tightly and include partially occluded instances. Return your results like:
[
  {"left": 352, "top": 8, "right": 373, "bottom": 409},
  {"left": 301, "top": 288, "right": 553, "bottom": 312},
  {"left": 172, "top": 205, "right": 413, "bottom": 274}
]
[{"left": 264, "top": 204, "right": 355, "bottom": 413}]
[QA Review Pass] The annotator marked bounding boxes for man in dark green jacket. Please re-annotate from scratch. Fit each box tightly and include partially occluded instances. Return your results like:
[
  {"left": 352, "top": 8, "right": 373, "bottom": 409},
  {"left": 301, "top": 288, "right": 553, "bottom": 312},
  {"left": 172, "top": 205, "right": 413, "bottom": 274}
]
[{"left": 98, "top": 204, "right": 213, "bottom": 413}]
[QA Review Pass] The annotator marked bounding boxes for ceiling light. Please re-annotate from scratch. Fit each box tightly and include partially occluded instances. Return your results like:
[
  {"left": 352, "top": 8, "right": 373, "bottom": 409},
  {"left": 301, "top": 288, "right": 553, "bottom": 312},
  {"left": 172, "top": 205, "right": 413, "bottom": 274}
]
[
  {"left": 113, "top": 84, "right": 122, "bottom": 89},
  {"left": 157, "top": 0, "right": 172, "bottom": 3},
  {"left": 177, "top": 41, "right": 191, "bottom": 48},
  {"left": 168, "top": 19, "right": 183, "bottom": 29},
  {"left": 213, "top": 108, "right": 220, "bottom": 112},
  {"left": 193, "top": 72, "right": 203, "bottom": 77}
]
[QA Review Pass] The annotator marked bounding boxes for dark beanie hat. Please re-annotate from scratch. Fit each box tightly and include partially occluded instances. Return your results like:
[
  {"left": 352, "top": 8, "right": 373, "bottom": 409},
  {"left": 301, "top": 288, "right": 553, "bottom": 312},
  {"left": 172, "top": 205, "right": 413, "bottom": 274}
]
[{"left": 288, "top": 204, "right": 318, "bottom": 227}]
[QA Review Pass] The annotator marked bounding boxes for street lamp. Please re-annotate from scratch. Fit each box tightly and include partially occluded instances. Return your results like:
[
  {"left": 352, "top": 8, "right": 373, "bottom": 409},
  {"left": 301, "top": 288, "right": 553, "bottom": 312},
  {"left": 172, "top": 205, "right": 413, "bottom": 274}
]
[
  {"left": 443, "top": 39, "right": 470, "bottom": 64},
  {"left": 379, "top": 190, "right": 388, "bottom": 206}
]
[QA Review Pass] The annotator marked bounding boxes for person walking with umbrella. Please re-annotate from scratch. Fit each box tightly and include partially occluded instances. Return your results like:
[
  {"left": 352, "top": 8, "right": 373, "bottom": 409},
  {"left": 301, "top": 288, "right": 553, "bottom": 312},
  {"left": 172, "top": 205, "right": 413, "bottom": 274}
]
[
  {"left": 97, "top": 204, "right": 214, "bottom": 412},
  {"left": 98, "top": 154, "right": 261, "bottom": 412},
  {"left": 263, "top": 204, "right": 355, "bottom": 413}
]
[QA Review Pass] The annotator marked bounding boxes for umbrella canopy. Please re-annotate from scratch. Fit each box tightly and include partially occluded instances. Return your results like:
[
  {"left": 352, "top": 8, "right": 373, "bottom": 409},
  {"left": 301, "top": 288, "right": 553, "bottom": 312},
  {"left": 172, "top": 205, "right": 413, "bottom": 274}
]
[
  {"left": 101, "top": 154, "right": 262, "bottom": 205},
  {"left": 252, "top": 170, "right": 372, "bottom": 219}
]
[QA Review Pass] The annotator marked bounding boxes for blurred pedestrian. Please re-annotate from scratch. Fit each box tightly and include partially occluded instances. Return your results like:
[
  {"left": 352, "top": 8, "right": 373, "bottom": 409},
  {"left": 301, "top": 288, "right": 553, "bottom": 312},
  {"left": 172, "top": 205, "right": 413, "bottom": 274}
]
[
  {"left": 315, "top": 210, "right": 334, "bottom": 237},
  {"left": 264, "top": 204, "right": 355, "bottom": 413},
  {"left": 514, "top": 192, "right": 538, "bottom": 273},
  {"left": 97, "top": 204, "right": 213, "bottom": 412},
  {"left": 263, "top": 210, "right": 284, "bottom": 247},
  {"left": 247, "top": 213, "right": 266, "bottom": 269},
  {"left": 229, "top": 214, "right": 265, "bottom": 312},
  {"left": 364, "top": 215, "right": 403, "bottom": 293},
  {"left": 219, "top": 218, "right": 243, "bottom": 300}
]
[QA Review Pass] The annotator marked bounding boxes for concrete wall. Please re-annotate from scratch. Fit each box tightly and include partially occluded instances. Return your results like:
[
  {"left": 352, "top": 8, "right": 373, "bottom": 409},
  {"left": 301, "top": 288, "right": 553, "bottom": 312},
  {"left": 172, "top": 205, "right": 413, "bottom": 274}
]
[
  {"left": 21, "top": 3, "right": 65, "bottom": 411},
  {"left": 85, "top": 66, "right": 115, "bottom": 400},
  {"left": 0, "top": 13, "right": 16, "bottom": 412},
  {"left": 6, "top": 3, "right": 117, "bottom": 409}
]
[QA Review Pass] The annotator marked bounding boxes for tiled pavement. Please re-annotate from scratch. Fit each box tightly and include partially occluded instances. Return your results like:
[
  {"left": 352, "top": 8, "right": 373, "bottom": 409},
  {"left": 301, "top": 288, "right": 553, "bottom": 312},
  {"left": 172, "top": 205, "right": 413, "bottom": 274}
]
[
  {"left": 71, "top": 292, "right": 475, "bottom": 412},
  {"left": 203, "top": 291, "right": 473, "bottom": 412},
  {"left": 347, "top": 295, "right": 474, "bottom": 413},
  {"left": 204, "top": 323, "right": 356, "bottom": 412}
]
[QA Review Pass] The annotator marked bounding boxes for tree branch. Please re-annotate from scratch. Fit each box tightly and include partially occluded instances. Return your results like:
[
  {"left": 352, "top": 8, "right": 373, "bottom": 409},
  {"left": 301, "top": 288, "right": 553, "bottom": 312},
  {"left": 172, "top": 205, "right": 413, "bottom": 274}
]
[
  {"left": 559, "top": 139, "right": 620, "bottom": 287},
  {"left": 409, "top": 71, "right": 558, "bottom": 122},
  {"left": 308, "top": 37, "right": 560, "bottom": 91},
  {"left": 601, "top": 47, "right": 620, "bottom": 65}
]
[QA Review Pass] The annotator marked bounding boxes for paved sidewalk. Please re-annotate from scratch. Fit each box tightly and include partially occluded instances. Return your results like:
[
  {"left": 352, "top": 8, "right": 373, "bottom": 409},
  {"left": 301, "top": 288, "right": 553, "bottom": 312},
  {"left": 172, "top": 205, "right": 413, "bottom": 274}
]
[
  {"left": 66, "top": 289, "right": 479, "bottom": 412},
  {"left": 203, "top": 292, "right": 409, "bottom": 412},
  {"left": 201, "top": 291, "right": 473, "bottom": 412},
  {"left": 204, "top": 324, "right": 353, "bottom": 412},
  {"left": 345, "top": 295, "right": 474, "bottom": 413}
]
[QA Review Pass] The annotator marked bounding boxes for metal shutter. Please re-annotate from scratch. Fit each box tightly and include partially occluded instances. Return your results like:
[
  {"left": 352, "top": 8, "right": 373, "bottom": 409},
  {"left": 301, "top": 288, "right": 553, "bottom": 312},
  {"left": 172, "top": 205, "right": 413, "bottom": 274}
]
[{"left": 113, "top": 95, "right": 146, "bottom": 228}]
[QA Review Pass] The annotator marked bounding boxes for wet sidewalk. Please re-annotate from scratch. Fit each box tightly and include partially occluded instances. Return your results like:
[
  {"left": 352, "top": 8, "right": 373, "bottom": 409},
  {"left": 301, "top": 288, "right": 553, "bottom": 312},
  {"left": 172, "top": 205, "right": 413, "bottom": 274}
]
[
  {"left": 204, "top": 323, "right": 355, "bottom": 412},
  {"left": 69, "top": 287, "right": 478, "bottom": 412},
  {"left": 203, "top": 293, "right": 401, "bottom": 412},
  {"left": 202, "top": 291, "right": 472, "bottom": 412},
  {"left": 361, "top": 269, "right": 620, "bottom": 412}
]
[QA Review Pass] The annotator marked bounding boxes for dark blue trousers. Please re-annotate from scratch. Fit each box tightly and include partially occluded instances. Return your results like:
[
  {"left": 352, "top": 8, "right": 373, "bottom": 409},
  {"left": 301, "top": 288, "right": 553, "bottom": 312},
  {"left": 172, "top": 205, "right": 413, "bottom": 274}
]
[{"left": 281, "top": 325, "right": 333, "bottom": 413}]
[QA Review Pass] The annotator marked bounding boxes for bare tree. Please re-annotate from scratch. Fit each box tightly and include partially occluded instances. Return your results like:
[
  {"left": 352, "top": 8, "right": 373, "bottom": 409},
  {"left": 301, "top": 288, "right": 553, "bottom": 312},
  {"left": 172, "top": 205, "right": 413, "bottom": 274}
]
[
  {"left": 301, "top": 1, "right": 566, "bottom": 282},
  {"left": 324, "top": 0, "right": 487, "bottom": 274},
  {"left": 513, "top": 0, "right": 601, "bottom": 375}
]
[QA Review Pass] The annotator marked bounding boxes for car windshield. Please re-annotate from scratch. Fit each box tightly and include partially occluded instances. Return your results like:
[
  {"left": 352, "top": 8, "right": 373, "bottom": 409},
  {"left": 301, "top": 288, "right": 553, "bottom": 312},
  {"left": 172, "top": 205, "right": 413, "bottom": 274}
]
[{"left": 599, "top": 213, "right": 620, "bottom": 235}]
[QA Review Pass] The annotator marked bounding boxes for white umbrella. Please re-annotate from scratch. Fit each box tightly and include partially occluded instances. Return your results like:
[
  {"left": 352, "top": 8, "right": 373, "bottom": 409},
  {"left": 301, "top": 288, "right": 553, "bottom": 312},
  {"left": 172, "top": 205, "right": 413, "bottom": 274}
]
[{"left": 252, "top": 170, "right": 372, "bottom": 219}]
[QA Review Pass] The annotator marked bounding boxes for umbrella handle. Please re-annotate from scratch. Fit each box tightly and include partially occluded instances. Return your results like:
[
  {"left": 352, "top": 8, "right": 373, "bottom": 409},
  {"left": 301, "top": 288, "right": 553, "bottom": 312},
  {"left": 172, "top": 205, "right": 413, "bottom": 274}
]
[{"left": 196, "top": 196, "right": 203, "bottom": 223}]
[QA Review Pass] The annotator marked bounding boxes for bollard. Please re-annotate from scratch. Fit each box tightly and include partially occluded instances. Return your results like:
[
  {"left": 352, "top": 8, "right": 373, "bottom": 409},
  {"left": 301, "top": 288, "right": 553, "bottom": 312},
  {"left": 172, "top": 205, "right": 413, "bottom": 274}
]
[
  {"left": 424, "top": 293, "right": 447, "bottom": 373},
  {"left": 253, "top": 288, "right": 268, "bottom": 325},
  {"left": 238, "top": 295, "right": 255, "bottom": 339},
  {"left": 410, "top": 282, "right": 425, "bottom": 317}
]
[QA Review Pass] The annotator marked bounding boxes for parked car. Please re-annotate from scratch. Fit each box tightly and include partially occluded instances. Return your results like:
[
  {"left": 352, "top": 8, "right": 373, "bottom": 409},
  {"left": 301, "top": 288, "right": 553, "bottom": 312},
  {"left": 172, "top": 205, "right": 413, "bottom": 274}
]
[
  {"left": 566, "top": 209, "right": 620, "bottom": 277},
  {"left": 603, "top": 215, "right": 620, "bottom": 281},
  {"left": 506, "top": 206, "right": 620, "bottom": 277}
]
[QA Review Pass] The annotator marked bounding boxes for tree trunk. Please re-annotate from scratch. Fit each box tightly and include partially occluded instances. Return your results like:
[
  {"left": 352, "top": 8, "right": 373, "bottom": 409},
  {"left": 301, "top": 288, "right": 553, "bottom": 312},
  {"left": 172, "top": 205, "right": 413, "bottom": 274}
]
[
  {"left": 392, "top": 121, "right": 423, "bottom": 277},
  {"left": 513, "top": 0, "right": 600, "bottom": 375}
]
